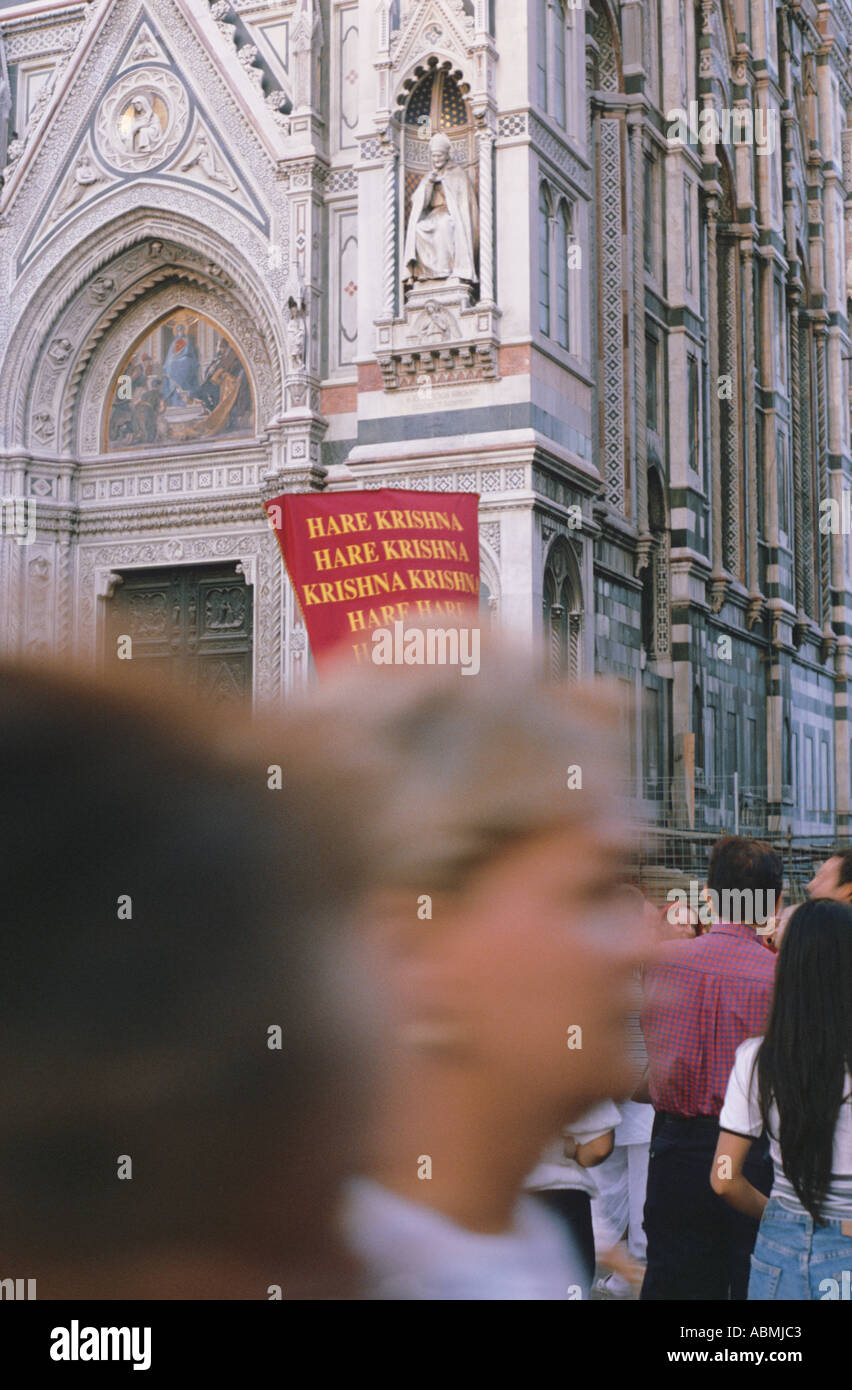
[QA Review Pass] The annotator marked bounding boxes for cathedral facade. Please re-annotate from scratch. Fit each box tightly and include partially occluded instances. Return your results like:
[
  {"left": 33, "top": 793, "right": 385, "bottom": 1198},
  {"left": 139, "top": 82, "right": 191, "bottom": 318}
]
[{"left": 2, "top": 0, "right": 852, "bottom": 839}]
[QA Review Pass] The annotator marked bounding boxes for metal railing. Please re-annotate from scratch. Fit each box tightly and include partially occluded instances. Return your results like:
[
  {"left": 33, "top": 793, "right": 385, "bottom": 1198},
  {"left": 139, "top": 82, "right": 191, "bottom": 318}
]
[{"left": 621, "top": 776, "right": 840, "bottom": 905}]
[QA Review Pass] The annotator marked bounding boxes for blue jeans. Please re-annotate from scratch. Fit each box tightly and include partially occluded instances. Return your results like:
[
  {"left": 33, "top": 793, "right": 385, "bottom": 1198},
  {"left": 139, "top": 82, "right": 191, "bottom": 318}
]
[{"left": 749, "top": 1197, "right": 852, "bottom": 1300}]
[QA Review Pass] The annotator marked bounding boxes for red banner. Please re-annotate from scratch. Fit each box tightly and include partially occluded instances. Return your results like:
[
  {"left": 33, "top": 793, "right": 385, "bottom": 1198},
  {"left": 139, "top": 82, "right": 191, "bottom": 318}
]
[{"left": 265, "top": 488, "right": 481, "bottom": 666}]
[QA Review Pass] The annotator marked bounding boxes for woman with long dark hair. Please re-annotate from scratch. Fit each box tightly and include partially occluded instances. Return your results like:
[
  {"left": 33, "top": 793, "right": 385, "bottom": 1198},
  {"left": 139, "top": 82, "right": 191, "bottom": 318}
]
[{"left": 711, "top": 899, "right": 852, "bottom": 1299}]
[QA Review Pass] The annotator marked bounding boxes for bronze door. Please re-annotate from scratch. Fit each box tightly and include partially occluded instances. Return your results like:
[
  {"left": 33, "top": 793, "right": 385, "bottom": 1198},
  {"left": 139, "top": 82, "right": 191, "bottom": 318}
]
[{"left": 104, "top": 563, "right": 253, "bottom": 701}]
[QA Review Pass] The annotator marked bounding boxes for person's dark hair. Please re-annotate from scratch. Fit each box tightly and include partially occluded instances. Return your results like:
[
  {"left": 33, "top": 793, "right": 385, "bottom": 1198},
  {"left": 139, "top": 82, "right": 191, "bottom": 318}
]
[
  {"left": 707, "top": 836, "right": 783, "bottom": 899},
  {"left": 757, "top": 898, "right": 852, "bottom": 1222},
  {"left": 829, "top": 848, "right": 852, "bottom": 887},
  {"left": 0, "top": 660, "right": 382, "bottom": 1294}
]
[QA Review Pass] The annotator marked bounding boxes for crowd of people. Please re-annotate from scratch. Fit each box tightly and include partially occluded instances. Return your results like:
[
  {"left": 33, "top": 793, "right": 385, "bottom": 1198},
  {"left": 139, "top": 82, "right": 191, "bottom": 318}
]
[{"left": 2, "top": 642, "right": 851, "bottom": 1301}]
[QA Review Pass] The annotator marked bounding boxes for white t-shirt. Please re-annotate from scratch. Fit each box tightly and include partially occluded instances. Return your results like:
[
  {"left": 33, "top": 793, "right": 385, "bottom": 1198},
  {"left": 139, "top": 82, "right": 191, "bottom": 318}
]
[
  {"left": 613, "top": 1099, "right": 654, "bottom": 1147},
  {"left": 720, "top": 1036, "right": 852, "bottom": 1220},
  {"left": 525, "top": 1100, "right": 623, "bottom": 1197},
  {"left": 343, "top": 1177, "right": 585, "bottom": 1299}
]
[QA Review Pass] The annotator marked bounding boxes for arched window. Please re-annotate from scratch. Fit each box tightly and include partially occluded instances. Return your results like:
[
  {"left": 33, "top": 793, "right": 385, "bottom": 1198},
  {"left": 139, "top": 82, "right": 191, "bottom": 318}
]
[
  {"left": 537, "top": 0, "right": 572, "bottom": 131},
  {"left": 542, "top": 537, "right": 583, "bottom": 681},
  {"left": 538, "top": 184, "right": 552, "bottom": 337},
  {"left": 694, "top": 683, "right": 705, "bottom": 777},
  {"left": 553, "top": 1, "right": 567, "bottom": 128},
  {"left": 539, "top": 186, "right": 577, "bottom": 352},
  {"left": 557, "top": 200, "right": 572, "bottom": 351},
  {"left": 537, "top": 0, "right": 549, "bottom": 110}
]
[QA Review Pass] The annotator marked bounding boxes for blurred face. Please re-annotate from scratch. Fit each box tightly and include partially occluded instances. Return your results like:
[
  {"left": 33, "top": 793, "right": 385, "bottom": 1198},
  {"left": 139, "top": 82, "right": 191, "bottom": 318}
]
[
  {"left": 807, "top": 857, "right": 852, "bottom": 902},
  {"left": 396, "top": 820, "right": 643, "bottom": 1123},
  {"left": 668, "top": 903, "right": 699, "bottom": 938}
]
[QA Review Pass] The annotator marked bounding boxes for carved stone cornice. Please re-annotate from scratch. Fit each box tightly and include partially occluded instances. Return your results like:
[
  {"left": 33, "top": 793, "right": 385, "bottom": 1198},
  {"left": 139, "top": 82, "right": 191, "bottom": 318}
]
[{"left": 77, "top": 498, "right": 268, "bottom": 535}]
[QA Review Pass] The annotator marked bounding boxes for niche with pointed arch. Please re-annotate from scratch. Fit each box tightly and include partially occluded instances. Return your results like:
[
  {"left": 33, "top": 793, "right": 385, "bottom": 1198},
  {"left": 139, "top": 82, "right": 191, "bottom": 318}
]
[{"left": 104, "top": 309, "right": 254, "bottom": 451}]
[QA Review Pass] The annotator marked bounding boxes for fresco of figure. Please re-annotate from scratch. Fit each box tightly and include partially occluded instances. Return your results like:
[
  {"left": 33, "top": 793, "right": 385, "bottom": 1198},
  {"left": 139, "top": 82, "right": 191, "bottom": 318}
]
[
  {"left": 403, "top": 132, "right": 479, "bottom": 289},
  {"left": 162, "top": 322, "right": 200, "bottom": 406}
]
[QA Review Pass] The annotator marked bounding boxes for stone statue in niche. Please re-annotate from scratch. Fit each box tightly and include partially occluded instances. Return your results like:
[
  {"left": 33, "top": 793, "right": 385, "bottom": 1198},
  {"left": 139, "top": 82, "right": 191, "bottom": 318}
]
[
  {"left": 404, "top": 132, "right": 478, "bottom": 297},
  {"left": 286, "top": 307, "right": 307, "bottom": 370},
  {"left": 285, "top": 272, "right": 309, "bottom": 373}
]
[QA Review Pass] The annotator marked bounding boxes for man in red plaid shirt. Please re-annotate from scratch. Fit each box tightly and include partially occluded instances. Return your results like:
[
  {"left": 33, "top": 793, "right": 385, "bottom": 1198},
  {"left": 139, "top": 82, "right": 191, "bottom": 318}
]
[{"left": 640, "top": 837, "right": 779, "bottom": 1300}]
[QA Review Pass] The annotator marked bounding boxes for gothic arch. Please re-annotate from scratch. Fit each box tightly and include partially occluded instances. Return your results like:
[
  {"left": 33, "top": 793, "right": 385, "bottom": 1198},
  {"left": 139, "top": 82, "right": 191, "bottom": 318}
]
[
  {"left": 543, "top": 533, "right": 584, "bottom": 681},
  {"left": 73, "top": 286, "right": 265, "bottom": 459},
  {"left": 4, "top": 208, "right": 285, "bottom": 454},
  {"left": 394, "top": 51, "right": 474, "bottom": 115},
  {"left": 401, "top": 63, "right": 476, "bottom": 233},
  {"left": 387, "top": 0, "right": 479, "bottom": 109},
  {"left": 479, "top": 538, "right": 501, "bottom": 615}
]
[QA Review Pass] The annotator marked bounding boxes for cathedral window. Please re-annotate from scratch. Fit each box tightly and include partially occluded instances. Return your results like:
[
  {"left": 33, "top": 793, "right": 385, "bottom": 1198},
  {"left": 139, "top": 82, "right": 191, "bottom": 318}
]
[
  {"left": 543, "top": 538, "right": 583, "bottom": 682},
  {"left": 537, "top": 0, "right": 574, "bottom": 133},
  {"left": 694, "top": 683, "right": 705, "bottom": 780},
  {"left": 536, "top": 0, "right": 549, "bottom": 111},
  {"left": 556, "top": 200, "right": 573, "bottom": 351},
  {"left": 538, "top": 184, "right": 552, "bottom": 336},
  {"left": 687, "top": 354, "right": 701, "bottom": 481},
  {"left": 643, "top": 154, "right": 655, "bottom": 276},
  {"left": 646, "top": 334, "right": 659, "bottom": 433},
  {"left": 553, "top": 2, "right": 567, "bottom": 129},
  {"left": 684, "top": 181, "right": 693, "bottom": 293},
  {"left": 538, "top": 185, "right": 576, "bottom": 353}
]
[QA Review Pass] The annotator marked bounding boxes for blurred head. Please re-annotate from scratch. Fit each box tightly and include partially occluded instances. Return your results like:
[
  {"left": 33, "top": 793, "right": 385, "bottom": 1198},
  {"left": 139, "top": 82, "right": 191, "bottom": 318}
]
[
  {"left": 707, "top": 836, "right": 783, "bottom": 925},
  {"left": 0, "top": 661, "right": 386, "bottom": 1298},
  {"left": 807, "top": 850, "right": 852, "bottom": 903},
  {"left": 758, "top": 898, "right": 852, "bottom": 1222},
  {"left": 666, "top": 901, "right": 701, "bottom": 939},
  {"left": 310, "top": 640, "right": 643, "bottom": 1128},
  {"left": 612, "top": 884, "right": 661, "bottom": 952},
  {"left": 639, "top": 867, "right": 695, "bottom": 939}
]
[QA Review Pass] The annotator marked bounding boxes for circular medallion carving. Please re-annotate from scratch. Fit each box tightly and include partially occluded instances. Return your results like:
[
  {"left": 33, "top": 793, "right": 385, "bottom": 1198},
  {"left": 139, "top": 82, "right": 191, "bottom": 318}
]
[{"left": 95, "top": 68, "right": 190, "bottom": 173}]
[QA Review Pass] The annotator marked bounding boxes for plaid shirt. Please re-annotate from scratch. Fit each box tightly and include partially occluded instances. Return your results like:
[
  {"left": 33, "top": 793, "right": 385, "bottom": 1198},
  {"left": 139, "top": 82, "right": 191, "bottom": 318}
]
[{"left": 641, "top": 923, "right": 776, "bottom": 1119}]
